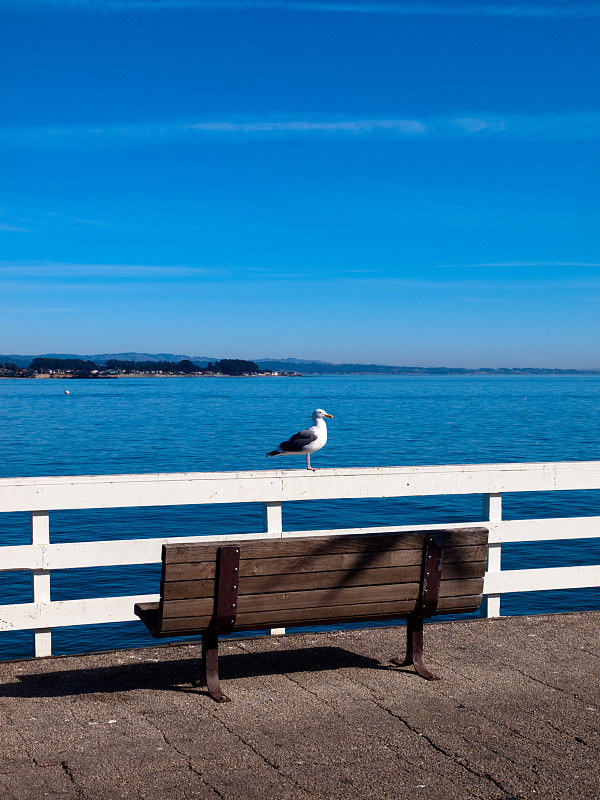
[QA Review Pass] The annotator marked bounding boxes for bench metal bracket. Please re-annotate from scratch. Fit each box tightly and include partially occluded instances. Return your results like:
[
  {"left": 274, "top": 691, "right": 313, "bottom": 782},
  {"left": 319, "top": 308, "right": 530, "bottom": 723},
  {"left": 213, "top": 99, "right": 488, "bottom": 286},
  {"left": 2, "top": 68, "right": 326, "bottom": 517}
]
[
  {"left": 419, "top": 533, "right": 444, "bottom": 618},
  {"left": 199, "top": 545, "right": 241, "bottom": 703},
  {"left": 214, "top": 545, "right": 241, "bottom": 635},
  {"left": 391, "top": 533, "right": 444, "bottom": 681}
]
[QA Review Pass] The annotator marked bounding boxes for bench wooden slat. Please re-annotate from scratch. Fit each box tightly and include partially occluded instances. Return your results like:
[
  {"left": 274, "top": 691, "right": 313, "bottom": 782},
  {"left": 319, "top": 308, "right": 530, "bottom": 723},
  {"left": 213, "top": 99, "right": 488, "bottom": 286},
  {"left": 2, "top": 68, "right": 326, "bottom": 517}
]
[
  {"left": 160, "top": 577, "right": 484, "bottom": 619},
  {"left": 161, "top": 582, "right": 419, "bottom": 618},
  {"left": 156, "top": 593, "right": 484, "bottom": 635},
  {"left": 162, "top": 565, "right": 420, "bottom": 600},
  {"left": 163, "top": 528, "right": 489, "bottom": 564},
  {"left": 162, "top": 560, "right": 487, "bottom": 600},
  {"left": 164, "top": 544, "right": 488, "bottom": 582}
]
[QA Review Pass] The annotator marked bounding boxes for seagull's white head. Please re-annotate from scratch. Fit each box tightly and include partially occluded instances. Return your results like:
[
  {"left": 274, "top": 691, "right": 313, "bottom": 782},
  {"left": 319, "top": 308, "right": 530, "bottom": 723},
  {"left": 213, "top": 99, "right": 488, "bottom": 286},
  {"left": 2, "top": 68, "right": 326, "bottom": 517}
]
[{"left": 313, "top": 408, "right": 333, "bottom": 421}]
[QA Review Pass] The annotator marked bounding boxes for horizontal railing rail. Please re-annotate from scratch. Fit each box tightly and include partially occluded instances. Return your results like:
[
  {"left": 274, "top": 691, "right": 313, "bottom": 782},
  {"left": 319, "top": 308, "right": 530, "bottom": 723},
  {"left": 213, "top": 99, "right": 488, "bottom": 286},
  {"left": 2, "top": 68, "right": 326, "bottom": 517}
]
[{"left": 1, "top": 462, "right": 599, "bottom": 657}]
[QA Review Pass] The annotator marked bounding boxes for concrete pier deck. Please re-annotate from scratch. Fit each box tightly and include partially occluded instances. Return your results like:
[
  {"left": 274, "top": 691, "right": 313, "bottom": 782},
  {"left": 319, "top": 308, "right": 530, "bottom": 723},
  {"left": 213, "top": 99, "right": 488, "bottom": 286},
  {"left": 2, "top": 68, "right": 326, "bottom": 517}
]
[{"left": 0, "top": 612, "right": 598, "bottom": 800}]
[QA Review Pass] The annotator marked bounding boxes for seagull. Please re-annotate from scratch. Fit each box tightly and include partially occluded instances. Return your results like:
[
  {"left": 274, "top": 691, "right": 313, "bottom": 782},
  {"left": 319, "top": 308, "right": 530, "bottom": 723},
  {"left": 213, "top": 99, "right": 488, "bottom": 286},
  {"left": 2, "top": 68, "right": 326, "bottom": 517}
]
[{"left": 266, "top": 409, "right": 333, "bottom": 471}]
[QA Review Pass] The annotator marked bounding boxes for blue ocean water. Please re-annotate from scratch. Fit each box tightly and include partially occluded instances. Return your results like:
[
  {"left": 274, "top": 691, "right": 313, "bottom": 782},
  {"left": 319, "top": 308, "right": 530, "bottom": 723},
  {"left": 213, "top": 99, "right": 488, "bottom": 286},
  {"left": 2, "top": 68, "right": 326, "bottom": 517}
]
[{"left": 0, "top": 374, "right": 599, "bottom": 660}]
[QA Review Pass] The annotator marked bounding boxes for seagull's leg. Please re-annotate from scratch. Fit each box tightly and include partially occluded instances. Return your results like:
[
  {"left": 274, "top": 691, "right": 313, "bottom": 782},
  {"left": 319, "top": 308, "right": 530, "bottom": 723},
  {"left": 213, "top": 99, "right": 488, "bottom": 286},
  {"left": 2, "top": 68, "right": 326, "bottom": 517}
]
[{"left": 306, "top": 453, "right": 317, "bottom": 472}]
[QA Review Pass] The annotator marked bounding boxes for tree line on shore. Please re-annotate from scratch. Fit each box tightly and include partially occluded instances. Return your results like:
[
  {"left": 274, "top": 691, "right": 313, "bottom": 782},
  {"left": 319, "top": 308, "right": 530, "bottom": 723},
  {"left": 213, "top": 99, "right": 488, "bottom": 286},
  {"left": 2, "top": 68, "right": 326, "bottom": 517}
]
[
  {"left": 1, "top": 357, "right": 262, "bottom": 377},
  {"left": 104, "top": 358, "right": 261, "bottom": 375}
]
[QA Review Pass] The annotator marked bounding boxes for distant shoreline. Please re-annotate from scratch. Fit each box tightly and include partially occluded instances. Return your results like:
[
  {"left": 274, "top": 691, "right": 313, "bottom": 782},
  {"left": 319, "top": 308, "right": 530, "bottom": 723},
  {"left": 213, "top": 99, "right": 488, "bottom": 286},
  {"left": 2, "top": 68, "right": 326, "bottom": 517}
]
[
  {"left": 2, "top": 371, "right": 599, "bottom": 380},
  {"left": 0, "top": 373, "right": 300, "bottom": 380},
  {"left": 2, "top": 354, "right": 598, "bottom": 378}
]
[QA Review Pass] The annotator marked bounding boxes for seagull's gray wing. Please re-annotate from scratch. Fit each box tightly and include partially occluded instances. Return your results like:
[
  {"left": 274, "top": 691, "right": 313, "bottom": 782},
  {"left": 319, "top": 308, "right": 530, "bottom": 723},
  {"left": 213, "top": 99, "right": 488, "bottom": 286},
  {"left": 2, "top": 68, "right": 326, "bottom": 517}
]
[{"left": 279, "top": 427, "right": 318, "bottom": 453}]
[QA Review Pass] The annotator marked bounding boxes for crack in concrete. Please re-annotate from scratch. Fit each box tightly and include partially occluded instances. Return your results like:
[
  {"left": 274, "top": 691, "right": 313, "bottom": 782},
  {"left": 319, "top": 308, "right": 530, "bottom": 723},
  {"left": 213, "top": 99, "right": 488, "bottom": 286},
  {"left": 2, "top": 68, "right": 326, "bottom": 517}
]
[
  {"left": 374, "top": 701, "right": 514, "bottom": 798},
  {"left": 117, "top": 692, "right": 226, "bottom": 799},
  {"left": 287, "top": 669, "right": 485, "bottom": 799},
  {"left": 444, "top": 657, "right": 597, "bottom": 719},
  {"left": 578, "top": 647, "right": 600, "bottom": 660},
  {"left": 152, "top": 723, "right": 228, "bottom": 799},
  {"left": 544, "top": 719, "right": 600, "bottom": 752},
  {"left": 60, "top": 761, "right": 85, "bottom": 799},
  {"left": 4, "top": 712, "right": 40, "bottom": 768},
  {"left": 498, "top": 662, "right": 590, "bottom": 704},
  {"left": 433, "top": 662, "right": 562, "bottom": 750},
  {"left": 436, "top": 661, "right": 600, "bottom": 768},
  {"left": 351, "top": 678, "right": 494, "bottom": 798},
  {"left": 156, "top": 722, "right": 227, "bottom": 798},
  {"left": 338, "top": 674, "right": 513, "bottom": 798},
  {"left": 281, "top": 672, "right": 348, "bottom": 724},
  {"left": 208, "top": 710, "right": 309, "bottom": 797}
]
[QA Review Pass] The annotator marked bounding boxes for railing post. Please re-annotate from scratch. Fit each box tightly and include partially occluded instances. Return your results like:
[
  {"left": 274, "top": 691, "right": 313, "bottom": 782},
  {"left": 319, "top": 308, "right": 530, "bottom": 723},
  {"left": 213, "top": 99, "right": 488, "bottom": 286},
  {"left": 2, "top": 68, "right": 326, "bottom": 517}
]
[
  {"left": 262, "top": 502, "right": 285, "bottom": 636},
  {"left": 262, "top": 502, "right": 282, "bottom": 535},
  {"left": 31, "top": 511, "right": 52, "bottom": 657},
  {"left": 482, "top": 493, "right": 502, "bottom": 618}
]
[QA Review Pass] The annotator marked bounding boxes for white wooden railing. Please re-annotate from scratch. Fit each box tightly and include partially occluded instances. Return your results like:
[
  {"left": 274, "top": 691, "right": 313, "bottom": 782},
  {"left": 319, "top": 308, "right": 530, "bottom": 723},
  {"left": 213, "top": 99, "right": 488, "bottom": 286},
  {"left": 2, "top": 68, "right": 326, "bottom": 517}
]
[{"left": 1, "top": 462, "right": 599, "bottom": 658}]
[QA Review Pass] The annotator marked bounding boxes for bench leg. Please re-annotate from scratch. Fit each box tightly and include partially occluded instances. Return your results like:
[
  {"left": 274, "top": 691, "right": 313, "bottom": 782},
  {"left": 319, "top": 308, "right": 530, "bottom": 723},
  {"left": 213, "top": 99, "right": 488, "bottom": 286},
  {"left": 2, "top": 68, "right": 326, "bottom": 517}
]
[
  {"left": 391, "top": 618, "right": 439, "bottom": 681},
  {"left": 197, "top": 631, "right": 231, "bottom": 702}
]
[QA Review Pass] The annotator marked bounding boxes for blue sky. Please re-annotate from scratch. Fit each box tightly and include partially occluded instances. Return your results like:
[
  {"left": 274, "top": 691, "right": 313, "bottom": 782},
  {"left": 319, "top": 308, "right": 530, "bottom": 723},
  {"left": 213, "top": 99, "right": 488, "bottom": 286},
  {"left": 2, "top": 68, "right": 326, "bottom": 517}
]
[{"left": 1, "top": 0, "right": 599, "bottom": 367}]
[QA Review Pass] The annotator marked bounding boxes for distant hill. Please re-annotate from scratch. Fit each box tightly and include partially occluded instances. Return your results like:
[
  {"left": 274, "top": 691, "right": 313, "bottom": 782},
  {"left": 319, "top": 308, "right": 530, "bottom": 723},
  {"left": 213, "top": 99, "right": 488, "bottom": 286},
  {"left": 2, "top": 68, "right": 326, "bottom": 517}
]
[
  {"left": 91, "top": 352, "right": 216, "bottom": 365},
  {"left": 0, "top": 355, "right": 33, "bottom": 367},
  {"left": 256, "top": 359, "right": 405, "bottom": 374},
  {"left": 255, "top": 356, "right": 335, "bottom": 366},
  {"left": 0, "top": 353, "right": 216, "bottom": 368},
  {"left": 255, "top": 360, "right": 597, "bottom": 375}
]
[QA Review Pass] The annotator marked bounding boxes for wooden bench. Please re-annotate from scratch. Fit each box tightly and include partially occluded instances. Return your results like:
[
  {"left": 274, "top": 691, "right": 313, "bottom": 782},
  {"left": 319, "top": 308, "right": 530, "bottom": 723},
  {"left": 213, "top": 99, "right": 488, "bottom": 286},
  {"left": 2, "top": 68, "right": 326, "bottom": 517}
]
[{"left": 135, "top": 527, "right": 489, "bottom": 702}]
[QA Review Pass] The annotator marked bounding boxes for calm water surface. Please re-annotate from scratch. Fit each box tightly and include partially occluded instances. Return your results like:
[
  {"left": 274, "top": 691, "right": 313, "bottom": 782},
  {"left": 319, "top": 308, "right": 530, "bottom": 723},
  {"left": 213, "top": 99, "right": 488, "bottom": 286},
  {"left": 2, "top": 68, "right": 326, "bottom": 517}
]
[{"left": 1, "top": 375, "right": 599, "bottom": 659}]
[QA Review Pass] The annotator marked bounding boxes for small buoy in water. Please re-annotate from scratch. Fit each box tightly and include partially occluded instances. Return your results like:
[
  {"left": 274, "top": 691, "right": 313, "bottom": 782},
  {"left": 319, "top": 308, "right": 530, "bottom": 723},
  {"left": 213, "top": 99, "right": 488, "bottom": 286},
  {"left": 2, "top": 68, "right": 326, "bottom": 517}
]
[{"left": 65, "top": 390, "right": 70, "bottom": 395}]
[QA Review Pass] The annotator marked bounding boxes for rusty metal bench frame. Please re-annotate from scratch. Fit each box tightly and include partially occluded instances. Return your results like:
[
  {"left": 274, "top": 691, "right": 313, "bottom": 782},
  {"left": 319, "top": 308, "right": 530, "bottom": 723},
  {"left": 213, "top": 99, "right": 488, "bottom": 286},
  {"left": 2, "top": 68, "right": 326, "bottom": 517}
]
[{"left": 135, "top": 527, "right": 489, "bottom": 702}]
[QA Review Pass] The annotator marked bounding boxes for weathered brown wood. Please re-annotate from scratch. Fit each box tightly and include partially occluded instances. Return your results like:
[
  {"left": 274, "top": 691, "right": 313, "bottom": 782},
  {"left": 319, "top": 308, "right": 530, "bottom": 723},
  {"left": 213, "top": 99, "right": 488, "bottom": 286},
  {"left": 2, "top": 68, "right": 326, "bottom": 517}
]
[
  {"left": 133, "top": 602, "right": 160, "bottom": 636},
  {"left": 440, "top": 577, "right": 484, "bottom": 597},
  {"left": 165, "top": 550, "right": 423, "bottom": 582},
  {"left": 160, "top": 577, "right": 484, "bottom": 620},
  {"left": 158, "top": 601, "right": 417, "bottom": 633},
  {"left": 162, "top": 560, "right": 486, "bottom": 601},
  {"left": 231, "top": 592, "right": 484, "bottom": 627},
  {"left": 134, "top": 601, "right": 159, "bottom": 618},
  {"left": 164, "top": 544, "right": 488, "bottom": 582},
  {"left": 156, "top": 615, "right": 213, "bottom": 634},
  {"left": 157, "top": 593, "right": 484, "bottom": 635},
  {"left": 162, "top": 565, "right": 422, "bottom": 600},
  {"left": 163, "top": 528, "right": 489, "bottom": 564},
  {"left": 161, "top": 582, "right": 419, "bottom": 618}
]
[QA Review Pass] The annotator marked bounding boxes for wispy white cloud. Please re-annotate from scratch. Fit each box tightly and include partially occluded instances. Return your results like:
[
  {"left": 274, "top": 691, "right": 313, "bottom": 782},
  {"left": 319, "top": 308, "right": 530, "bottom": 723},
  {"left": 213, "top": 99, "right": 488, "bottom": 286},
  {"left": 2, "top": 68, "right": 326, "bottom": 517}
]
[
  {"left": 1, "top": 112, "right": 599, "bottom": 150},
  {"left": 0, "top": 261, "right": 313, "bottom": 290},
  {"left": 324, "top": 275, "right": 600, "bottom": 291},
  {"left": 2, "top": 260, "right": 600, "bottom": 294},
  {"left": 44, "top": 211, "right": 108, "bottom": 227},
  {"left": 0, "top": 261, "right": 214, "bottom": 278},
  {"left": 0, "top": 306, "right": 75, "bottom": 312},
  {"left": 0, "top": 221, "right": 32, "bottom": 232},
  {"left": 4, "top": 1, "right": 600, "bottom": 18},
  {"left": 434, "top": 261, "right": 600, "bottom": 268}
]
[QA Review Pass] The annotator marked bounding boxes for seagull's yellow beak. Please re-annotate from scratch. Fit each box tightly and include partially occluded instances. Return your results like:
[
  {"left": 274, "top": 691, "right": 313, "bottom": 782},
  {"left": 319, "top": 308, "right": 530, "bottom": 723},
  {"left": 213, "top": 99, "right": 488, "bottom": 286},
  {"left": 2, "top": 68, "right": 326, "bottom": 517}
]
[{"left": 324, "top": 413, "right": 333, "bottom": 419}]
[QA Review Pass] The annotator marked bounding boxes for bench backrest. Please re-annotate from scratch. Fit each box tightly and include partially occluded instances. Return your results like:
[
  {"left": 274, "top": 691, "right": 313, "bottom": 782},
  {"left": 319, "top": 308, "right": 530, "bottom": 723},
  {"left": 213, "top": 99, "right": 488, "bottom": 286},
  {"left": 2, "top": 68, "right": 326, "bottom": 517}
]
[{"left": 154, "top": 527, "right": 489, "bottom": 637}]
